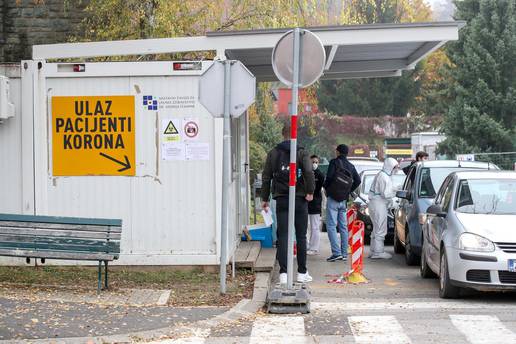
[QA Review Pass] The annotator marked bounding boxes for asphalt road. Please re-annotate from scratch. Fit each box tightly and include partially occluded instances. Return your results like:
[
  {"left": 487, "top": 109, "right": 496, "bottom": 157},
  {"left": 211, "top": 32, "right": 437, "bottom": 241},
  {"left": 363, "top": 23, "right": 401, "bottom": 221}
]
[{"left": 196, "top": 237, "right": 516, "bottom": 344}]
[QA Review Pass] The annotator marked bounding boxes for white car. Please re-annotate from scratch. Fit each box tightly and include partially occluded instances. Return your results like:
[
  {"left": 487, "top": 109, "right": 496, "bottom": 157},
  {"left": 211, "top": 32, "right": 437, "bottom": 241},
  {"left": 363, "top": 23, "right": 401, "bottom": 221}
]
[{"left": 420, "top": 171, "right": 516, "bottom": 298}]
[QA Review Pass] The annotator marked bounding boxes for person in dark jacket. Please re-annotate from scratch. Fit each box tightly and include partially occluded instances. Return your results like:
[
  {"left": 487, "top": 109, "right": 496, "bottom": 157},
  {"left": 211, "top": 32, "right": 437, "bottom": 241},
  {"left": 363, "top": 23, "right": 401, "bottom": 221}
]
[
  {"left": 323, "top": 144, "right": 361, "bottom": 262},
  {"left": 261, "top": 123, "right": 315, "bottom": 284},
  {"left": 307, "top": 155, "right": 325, "bottom": 255},
  {"left": 402, "top": 151, "right": 429, "bottom": 175}
]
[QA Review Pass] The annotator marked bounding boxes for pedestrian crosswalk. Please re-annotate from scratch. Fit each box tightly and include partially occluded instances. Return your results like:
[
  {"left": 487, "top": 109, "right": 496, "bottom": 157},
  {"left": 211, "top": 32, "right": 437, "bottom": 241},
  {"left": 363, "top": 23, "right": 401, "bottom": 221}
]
[
  {"left": 450, "top": 315, "right": 516, "bottom": 344},
  {"left": 151, "top": 310, "right": 516, "bottom": 344},
  {"left": 249, "top": 316, "right": 306, "bottom": 344},
  {"left": 348, "top": 315, "right": 411, "bottom": 344}
]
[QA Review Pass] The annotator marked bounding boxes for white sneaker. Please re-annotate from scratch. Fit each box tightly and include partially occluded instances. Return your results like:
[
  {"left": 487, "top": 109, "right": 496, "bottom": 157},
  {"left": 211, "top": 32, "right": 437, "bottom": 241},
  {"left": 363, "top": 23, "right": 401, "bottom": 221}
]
[
  {"left": 307, "top": 250, "right": 319, "bottom": 256},
  {"left": 279, "top": 273, "right": 287, "bottom": 284},
  {"left": 297, "top": 272, "right": 313, "bottom": 283},
  {"left": 370, "top": 252, "right": 392, "bottom": 259}
]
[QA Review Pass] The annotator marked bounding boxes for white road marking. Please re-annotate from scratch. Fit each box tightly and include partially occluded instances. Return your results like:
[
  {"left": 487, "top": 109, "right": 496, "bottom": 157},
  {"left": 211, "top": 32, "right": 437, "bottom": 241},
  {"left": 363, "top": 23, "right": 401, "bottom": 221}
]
[
  {"left": 349, "top": 315, "right": 411, "bottom": 344},
  {"left": 249, "top": 315, "right": 307, "bottom": 344},
  {"left": 450, "top": 314, "right": 516, "bottom": 344},
  {"left": 312, "top": 301, "right": 516, "bottom": 312}
]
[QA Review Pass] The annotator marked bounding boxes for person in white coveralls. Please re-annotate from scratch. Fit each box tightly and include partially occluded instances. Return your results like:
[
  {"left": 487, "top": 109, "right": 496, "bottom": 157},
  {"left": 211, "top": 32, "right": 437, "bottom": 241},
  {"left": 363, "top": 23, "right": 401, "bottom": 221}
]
[{"left": 368, "top": 157, "right": 400, "bottom": 259}]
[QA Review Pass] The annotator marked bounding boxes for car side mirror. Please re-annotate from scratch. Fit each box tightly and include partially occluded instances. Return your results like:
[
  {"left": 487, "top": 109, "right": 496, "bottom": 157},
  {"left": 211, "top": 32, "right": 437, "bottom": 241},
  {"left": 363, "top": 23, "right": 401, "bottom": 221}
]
[
  {"left": 396, "top": 190, "right": 411, "bottom": 201},
  {"left": 427, "top": 204, "right": 447, "bottom": 218}
]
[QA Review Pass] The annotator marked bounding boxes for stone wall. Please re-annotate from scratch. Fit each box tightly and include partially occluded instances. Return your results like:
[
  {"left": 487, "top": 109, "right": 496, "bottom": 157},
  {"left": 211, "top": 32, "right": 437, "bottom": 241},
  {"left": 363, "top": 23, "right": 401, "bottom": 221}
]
[{"left": 0, "top": 0, "right": 89, "bottom": 62}]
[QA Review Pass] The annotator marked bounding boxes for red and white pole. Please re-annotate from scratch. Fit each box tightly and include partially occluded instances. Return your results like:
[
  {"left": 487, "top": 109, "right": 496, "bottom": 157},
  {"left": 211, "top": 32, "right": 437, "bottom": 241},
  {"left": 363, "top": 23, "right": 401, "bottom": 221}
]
[{"left": 286, "top": 28, "right": 301, "bottom": 289}]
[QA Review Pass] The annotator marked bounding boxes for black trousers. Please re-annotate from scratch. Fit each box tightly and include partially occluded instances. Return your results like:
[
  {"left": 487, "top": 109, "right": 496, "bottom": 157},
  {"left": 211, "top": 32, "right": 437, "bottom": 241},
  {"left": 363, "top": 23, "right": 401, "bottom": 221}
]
[{"left": 275, "top": 196, "right": 308, "bottom": 274}]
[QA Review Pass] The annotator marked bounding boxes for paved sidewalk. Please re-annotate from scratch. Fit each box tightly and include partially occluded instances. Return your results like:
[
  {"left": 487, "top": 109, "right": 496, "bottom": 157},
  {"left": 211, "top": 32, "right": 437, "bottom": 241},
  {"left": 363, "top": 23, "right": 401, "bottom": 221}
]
[
  {"left": 0, "top": 269, "right": 271, "bottom": 342},
  {"left": 0, "top": 295, "right": 227, "bottom": 341}
]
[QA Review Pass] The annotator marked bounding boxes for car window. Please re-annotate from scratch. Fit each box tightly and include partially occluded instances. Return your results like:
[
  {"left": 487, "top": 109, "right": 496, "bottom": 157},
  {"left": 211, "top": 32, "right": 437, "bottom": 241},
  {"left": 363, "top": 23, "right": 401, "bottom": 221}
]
[
  {"left": 362, "top": 175, "right": 375, "bottom": 194},
  {"left": 455, "top": 179, "right": 516, "bottom": 215},
  {"left": 392, "top": 173, "right": 406, "bottom": 190},
  {"left": 441, "top": 180, "right": 455, "bottom": 211},
  {"left": 404, "top": 167, "right": 415, "bottom": 191},
  {"left": 418, "top": 167, "right": 483, "bottom": 198},
  {"left": 434, "top": 177, "right": 451, "bottom": 206}
]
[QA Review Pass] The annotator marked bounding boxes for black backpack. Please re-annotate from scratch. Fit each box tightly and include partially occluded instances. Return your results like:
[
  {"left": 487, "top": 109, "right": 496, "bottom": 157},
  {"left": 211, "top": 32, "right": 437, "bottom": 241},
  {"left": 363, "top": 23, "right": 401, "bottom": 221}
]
[
  {"left": 273, "top": 148, "right": 301, "bottom": 195},
  {"left": 326, "top": 159, "right": 353, "bottom": 202}
]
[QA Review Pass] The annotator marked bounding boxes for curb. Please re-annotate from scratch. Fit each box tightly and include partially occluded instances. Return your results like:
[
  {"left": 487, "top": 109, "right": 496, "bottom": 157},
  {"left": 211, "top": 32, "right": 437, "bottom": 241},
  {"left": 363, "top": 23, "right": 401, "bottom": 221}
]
[{"left": 3, "top": 270, "right": 273, "bottom": 343}]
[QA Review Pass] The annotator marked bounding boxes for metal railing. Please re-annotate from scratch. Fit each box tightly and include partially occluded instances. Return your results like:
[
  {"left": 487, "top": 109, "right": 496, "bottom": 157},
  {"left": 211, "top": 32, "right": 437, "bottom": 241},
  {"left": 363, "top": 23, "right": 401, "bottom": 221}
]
[{"left": 460, "top": 152, "right": 516, "bottom": 171}]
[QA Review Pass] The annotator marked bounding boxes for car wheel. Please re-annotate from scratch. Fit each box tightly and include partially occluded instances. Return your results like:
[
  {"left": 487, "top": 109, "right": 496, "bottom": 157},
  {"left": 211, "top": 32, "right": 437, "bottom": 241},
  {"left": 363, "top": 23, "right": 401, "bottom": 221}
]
[
  {"left": 439, "top": 249, "right": 460, "bottom": 299},
  {"left": 420, "top": 237, "right": 437, "bottom": 278},
  {"left": 393, "top": 225, "right": 404, "bottom": 254},
  {"left": 405, "top": 227, "right": 420, "bottom": 266}
]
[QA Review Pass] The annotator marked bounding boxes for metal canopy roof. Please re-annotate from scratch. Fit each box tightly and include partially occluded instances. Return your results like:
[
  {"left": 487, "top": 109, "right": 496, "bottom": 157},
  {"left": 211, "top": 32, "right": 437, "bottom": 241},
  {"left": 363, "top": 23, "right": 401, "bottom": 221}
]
[{"left": 32, "top": 21, "right": 464, "bottom": 82}]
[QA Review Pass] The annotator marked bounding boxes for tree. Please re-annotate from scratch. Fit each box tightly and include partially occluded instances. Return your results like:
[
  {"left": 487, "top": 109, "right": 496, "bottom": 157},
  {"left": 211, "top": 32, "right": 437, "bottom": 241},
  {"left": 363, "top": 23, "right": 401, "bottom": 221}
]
[
  {"left": 77, "top": 0, "right": 343, "bottom": 45},
  {"left": 317, "top": 0, "right": 431, "bottom": 117},
  {"left": 438, "top": 0, "right": 516, "bottom": 156}
]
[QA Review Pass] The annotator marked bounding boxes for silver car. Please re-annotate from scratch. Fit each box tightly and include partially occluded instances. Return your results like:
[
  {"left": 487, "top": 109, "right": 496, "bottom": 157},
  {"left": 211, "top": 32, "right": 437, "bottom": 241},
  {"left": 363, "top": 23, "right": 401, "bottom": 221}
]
[{"left": 420, "top": 171, "right": 516, "bottom": 298}]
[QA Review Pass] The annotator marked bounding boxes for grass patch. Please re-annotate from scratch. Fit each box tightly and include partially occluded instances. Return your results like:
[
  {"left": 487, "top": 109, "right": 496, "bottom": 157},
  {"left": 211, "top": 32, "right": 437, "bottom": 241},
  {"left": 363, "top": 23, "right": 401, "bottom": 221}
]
[{"left": 0, "top": 266, "right": 255, "bottom": 307}]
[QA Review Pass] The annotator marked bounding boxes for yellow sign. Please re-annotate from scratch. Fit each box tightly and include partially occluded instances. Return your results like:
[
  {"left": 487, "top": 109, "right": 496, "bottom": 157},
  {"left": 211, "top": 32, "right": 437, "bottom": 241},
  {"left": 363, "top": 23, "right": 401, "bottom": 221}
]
[
  {"left": 385, "top": 149, "right": 413, "bottom": 155},
  {"left": 52, "top": 96, "right": 135, "bottom": 176}
]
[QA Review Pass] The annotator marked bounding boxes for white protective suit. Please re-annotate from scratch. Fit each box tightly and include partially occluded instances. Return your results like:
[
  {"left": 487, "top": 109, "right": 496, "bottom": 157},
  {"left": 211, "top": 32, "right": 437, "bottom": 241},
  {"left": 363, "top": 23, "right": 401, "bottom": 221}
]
[{"left": 368, "top": 158, "right": 399, "bottom": 259}]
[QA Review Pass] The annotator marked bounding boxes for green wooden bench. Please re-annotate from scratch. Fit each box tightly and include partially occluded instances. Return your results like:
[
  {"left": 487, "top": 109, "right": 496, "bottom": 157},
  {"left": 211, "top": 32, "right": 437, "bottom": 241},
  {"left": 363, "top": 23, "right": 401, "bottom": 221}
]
[{"left": 0, "top": 213, "right": 122, "bottom": 292}]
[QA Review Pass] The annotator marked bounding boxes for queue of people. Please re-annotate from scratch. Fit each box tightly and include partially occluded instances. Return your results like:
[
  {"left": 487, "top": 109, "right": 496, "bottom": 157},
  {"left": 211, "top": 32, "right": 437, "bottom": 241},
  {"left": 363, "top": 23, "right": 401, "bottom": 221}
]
[{"left": 261, "top": 123, "right": 422, "bottom": 284}]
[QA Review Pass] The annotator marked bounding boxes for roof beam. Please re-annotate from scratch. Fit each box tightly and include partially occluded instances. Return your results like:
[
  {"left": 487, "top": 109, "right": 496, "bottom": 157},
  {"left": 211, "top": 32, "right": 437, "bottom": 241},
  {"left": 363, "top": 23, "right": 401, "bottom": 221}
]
[
  {"left": 407, "top": 41, "right": 445, "bottom": 68},
  {"left": 249, "top": 59, "right": 406, "bottom": 77},
  {"left": 321, "top": 70, "right": 402, "bottom": 80},
  {"left": 254, "top": 69, "right": 402, "bottom": 82},
  {"left": 325, "top": 59, "right": 407, "bottom": 74},
  {"left": 33, "top": 22, "right": 462, "bottom": 60},
  {"left": 324, "top": 45, "right": 338, "bottom": 71}
]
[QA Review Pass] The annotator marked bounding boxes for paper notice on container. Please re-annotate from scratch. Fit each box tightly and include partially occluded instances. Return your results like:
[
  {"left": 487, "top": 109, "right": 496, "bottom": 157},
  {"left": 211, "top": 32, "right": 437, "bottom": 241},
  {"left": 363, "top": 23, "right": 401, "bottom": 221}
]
[
  {"left": 185, "top": 142, "right": 210, "bottom": 161},
  {"left": 162, "top": 118, "right": 182, "bottom": 142},
  {"left": 162, "top": 142, "right": 186, "bottom": 160}
]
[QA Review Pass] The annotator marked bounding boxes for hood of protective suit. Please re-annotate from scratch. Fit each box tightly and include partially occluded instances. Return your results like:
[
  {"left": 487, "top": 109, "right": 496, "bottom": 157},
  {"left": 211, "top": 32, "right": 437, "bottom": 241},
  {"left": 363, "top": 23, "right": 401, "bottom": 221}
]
[{"left": 382, "top": 158, "right": 398, "bottom": 176}]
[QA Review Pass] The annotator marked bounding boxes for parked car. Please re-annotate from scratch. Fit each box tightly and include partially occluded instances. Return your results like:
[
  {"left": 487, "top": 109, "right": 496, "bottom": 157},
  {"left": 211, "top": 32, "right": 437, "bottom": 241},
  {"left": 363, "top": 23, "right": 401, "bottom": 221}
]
[
  {"left": 394, "top": 160, "right": 499, "bottom": 265},
  {"left": 420, "top": 171, "right": 516, "bottom": 298},
  {"left": 352, "top": 169, "right": 406, "bottom": 244},
  {"left": 348, "top": 158, "right": 383, "bottom": 174}
]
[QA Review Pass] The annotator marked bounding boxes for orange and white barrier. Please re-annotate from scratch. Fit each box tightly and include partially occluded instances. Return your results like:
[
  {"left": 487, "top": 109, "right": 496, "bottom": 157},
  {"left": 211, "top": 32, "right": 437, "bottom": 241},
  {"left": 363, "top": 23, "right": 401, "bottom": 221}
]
[
  {"left": 328, "top": 209, "right": 368, "bottom": 284},
  {"left": 346, "top": 220, "right": 368, "bottom": 283}
]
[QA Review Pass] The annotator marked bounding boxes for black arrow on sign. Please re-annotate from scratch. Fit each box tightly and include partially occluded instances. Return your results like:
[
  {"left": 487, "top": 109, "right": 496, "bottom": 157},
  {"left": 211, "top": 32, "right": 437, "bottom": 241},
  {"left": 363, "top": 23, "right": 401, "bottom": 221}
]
[{"left": 99, "top": 152, "right": 132, "bottom": 172}]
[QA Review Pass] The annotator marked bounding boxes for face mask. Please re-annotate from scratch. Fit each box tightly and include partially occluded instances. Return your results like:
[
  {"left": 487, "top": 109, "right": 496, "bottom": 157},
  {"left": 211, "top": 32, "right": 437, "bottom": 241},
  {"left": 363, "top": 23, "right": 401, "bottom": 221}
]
[{"left": 312, "top": 163, "right": 318, "bottom": 171}]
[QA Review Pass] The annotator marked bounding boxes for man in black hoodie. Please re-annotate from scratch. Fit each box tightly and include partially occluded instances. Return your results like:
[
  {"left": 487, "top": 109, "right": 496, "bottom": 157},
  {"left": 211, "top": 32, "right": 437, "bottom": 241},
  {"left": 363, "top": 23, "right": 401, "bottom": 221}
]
[
  {"left": 323, "top": 144, "right": 361, "bottom": 262},
  {"left": 261, "top": 123, "right": 315, "bottom": 284}
]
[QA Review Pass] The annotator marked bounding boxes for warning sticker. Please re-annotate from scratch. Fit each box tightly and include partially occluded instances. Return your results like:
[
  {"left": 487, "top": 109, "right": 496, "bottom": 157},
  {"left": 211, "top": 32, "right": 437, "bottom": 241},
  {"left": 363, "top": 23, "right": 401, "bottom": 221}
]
[
  {"left": 162, "top": 119, "right": 182, "bottom": 142},
  {"left": 164, "top": 121, "right": 179, "bottom": 135},
  {"left": 183, "top": 118, "right": 199, "bottom": 141},
  {"left": 52, "top": 96, "right": 135, "bottom": 176}
]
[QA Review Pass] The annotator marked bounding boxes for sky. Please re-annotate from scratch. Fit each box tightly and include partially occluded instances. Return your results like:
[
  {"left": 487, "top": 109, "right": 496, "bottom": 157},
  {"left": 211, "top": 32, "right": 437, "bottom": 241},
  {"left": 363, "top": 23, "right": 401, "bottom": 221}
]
[{"left": 425, "top": 0, "right": 442, "bottom": 9}]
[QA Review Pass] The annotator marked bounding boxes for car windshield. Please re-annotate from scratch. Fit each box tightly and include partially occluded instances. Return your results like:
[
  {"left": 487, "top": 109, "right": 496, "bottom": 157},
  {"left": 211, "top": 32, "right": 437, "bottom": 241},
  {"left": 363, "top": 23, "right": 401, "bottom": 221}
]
[
  {"left": 352, "top": 162, "right": 383, "bottom": 175},
  {"left": 418, "top": 167, "right": 483, "bottom": 198},
  {"left": 362, "top": 175, "right": 375, "bottom": 194},
  {"left": 361, "top": 173, "right": 406, "bottom": 195},
  {"left": 456, "top": 179, "right": 516, "bottom": 215}
]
